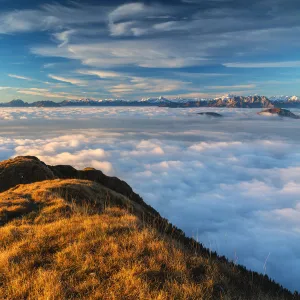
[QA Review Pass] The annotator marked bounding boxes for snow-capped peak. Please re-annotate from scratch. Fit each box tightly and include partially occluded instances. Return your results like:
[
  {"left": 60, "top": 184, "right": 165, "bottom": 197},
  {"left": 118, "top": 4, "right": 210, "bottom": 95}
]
[
  {"left": 216, "top": 94, "right": 237, "bottom": 100},
  {"left": 289, "top": 95, "right": 299, "bottom": 101},
  {"left": 269, "top": 95, "right": 300, "bottom": 102},
  {"left": 139, "top": 96, "right": 172, "bottom": 103}
]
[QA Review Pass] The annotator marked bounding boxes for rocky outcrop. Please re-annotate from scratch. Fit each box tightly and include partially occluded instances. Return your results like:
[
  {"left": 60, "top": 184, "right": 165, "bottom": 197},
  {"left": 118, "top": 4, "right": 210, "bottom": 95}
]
[
  {"left": 197, "top": 112, "right": 223, "bottom": 117},
  {"left": 258, "top": 108, "right": 300, "bottom": 119},
  {"left": 0, "top": 156, "right": 55, "bottom": 193},
  {"left": 0, "top": 156, "right": 158, "bottom": 216}
]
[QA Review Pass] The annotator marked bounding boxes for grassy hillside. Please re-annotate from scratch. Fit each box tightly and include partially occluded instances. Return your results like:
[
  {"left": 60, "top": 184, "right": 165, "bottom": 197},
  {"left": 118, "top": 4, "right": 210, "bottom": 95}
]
[{"left": 0, "top": 157, "right": 298, "bottom": 300}]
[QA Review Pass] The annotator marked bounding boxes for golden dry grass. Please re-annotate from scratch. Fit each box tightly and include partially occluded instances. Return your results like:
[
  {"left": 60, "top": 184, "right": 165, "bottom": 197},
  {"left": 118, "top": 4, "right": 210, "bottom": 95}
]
[{"left": 0, "top": 180, "right": 293, "bottom": 300}]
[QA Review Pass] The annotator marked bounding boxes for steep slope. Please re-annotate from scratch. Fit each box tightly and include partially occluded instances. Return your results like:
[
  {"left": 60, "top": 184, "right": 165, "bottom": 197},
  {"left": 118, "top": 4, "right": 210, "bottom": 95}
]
[{"left": 0, "top": 157, "right": 298, "bottom": 300}]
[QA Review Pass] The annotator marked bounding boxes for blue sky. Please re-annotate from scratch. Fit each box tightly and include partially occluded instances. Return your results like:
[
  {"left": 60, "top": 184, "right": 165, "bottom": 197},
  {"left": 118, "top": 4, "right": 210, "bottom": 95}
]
[{"left": 0, "top": 0, "right": 300, "bottom": 102}]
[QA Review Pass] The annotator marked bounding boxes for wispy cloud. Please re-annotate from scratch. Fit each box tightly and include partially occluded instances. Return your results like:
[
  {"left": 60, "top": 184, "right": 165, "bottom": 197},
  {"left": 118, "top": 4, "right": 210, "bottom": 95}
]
[
  {"left": 107, "top": 3, "right": 170, "bottom": 37},
  {"left": 8, "top": 74, "right": 52, "bottom": 86},
  {"left": 8, "top": 74, "right": 32, "bottom": 81},
  {"left": 224, "top": 61, "right": 300, "bottom": 68},
  {"left": 0, "top": 10, "right": 58, "bottom": 34},
  {"left": 0, "top": 4, "right": 108, "bottom": 34},
  {"left": 53, "top": 29, "right": 76, "bottom": 47},
  {"left": 206, "top": 84, "right": 256, "bottom": 90},
  {"left": 17, "top": 87, "right": 81, "bottom": 100},
  {"left": 109, "top": 77, "right": 187, "bottom": 95},
  {"left": 32, "top": 40, "right": 207, "bottom": 69},
  {"left": 48, "top": 74, "right": 87, "bottom": 86},
  {"left": 43, "top": 63, "right": 56, "bottom": 69},
  {"left": 77, "top": 70, "right": 122, "bottom": 79},
  {"left": 1, "top": 0, "right": 300, "bottom": 100}
]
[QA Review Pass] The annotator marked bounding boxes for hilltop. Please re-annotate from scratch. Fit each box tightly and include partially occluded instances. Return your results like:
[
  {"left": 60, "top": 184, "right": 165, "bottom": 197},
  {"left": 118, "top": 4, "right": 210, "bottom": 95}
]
[{"left": 0, "top": 156, "right": 298, "bottom": 299}]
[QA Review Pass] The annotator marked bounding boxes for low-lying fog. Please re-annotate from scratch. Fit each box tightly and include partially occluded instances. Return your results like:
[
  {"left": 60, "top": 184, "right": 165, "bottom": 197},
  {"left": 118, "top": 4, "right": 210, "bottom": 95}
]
[{"left": 1, "top": 107, "right": 299, "bottom": 291}]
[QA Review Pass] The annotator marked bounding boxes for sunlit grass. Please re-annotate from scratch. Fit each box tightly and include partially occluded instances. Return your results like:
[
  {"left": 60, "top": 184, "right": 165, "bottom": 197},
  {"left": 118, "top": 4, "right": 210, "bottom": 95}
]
[{"left": 0, "top": 179, "right": 291, "bottom": 299}]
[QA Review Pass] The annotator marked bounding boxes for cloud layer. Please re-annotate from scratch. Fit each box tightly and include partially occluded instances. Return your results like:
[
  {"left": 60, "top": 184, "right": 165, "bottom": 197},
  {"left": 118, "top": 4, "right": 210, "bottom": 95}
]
[{"left": 0, "top": 107, "right": 300, "bottom": 291}]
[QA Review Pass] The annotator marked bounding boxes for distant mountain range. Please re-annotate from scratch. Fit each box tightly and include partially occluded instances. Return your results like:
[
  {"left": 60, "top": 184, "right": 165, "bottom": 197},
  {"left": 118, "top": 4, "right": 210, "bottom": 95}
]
[
  {"left": 269, "top": 95, "right": 299, "bottom": 102},
  {"left": 1, "top": 95, "right": 300, "bottom": 108},
  {"left": 159, "top": 96, "right": 274, "bottom": 108}
]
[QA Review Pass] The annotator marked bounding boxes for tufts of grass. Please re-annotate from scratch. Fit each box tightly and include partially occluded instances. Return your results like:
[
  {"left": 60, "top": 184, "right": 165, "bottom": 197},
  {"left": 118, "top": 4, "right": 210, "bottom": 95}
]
[{"left": 0, "top": 179, "right": 296, "bottom": 300}]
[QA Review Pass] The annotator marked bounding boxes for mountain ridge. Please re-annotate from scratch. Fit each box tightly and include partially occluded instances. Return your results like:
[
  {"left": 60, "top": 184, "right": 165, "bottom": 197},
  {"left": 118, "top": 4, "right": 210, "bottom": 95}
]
[
  {"left": 0, "top": 156, "right": 298, "bottom": 299},
  {"left": 1, "top": 95, "right": 300, "bottom": 108}
]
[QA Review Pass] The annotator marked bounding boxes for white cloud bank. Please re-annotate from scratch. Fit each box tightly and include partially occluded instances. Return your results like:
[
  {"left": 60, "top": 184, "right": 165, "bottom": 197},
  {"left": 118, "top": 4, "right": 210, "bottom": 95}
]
[{"left": 0, "top": 107, "right": 300, "bottom": 292}]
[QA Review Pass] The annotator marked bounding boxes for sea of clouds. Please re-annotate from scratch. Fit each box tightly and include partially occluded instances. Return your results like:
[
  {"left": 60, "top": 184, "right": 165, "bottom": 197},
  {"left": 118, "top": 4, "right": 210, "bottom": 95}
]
[{"left": 0, "top": 106, "right": 300, "bottom": 291}]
